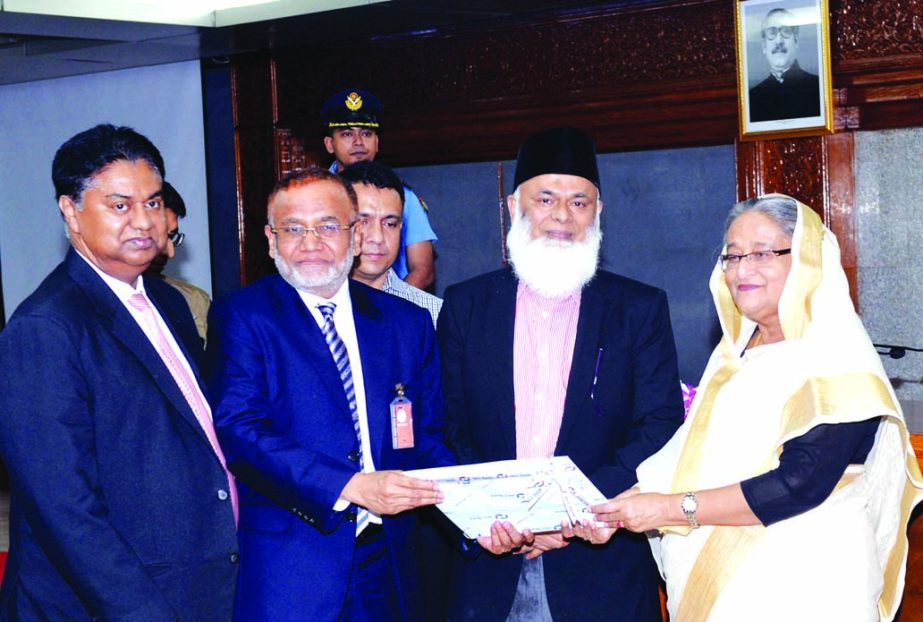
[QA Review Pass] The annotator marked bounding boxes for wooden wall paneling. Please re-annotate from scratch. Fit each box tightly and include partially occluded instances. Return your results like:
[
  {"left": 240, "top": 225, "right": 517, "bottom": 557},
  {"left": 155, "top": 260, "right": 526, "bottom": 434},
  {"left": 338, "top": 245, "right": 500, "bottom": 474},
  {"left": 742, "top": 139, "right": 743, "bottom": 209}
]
[
  {"left": 912, "top": 435, "right": 923, "bottom": 474},
  {"left": 274, "top": 129, "right": 319, "bottom": 178},
  {"left": 734, "top": 133, "right": 858, "bottom": 308},
  {"left": 269, "top": 0, "right": 738, "bottom": 166},
  {"left": 232, "top": 55, "right": 278, "bottom": 285},
  {"left": 228, "top": 0, "right": 923, "bottom": 183},
  {"left": 834, "top": 65, "right": 923, "bottom": 131},
  {"left": 831, "top": 0, "right": 923, "bottom": 132},
  {"left": 734, "top": 137, "right": 827, "bottom": 211},
  {"left": 229, "top": 0, "right": 923, "bottom": 287},
  {"left": 831, "top": 0, "right": 923, "bottom": 66},
  {"left": 245, "top": 0, "right": 923, "bottom": 167},
  {"left": 823, "top": 131, "right": 857, "bottom": 308}
]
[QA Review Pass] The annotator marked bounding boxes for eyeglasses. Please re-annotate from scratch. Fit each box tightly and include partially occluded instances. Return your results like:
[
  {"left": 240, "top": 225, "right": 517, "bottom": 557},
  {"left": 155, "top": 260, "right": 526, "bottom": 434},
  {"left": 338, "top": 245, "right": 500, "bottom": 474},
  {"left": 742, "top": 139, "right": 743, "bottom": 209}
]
[
  {"left": 763, "top": 26, "right": 795, "bottom": 40},
  {"left": 718, "top": 248, "right": 791, "bottom": 270},
  {"left": 168, "top": 230, "right": 185, "bottom": 248},
  {"left": 270, "top": 223, "right": 354, "bottom": 243}
]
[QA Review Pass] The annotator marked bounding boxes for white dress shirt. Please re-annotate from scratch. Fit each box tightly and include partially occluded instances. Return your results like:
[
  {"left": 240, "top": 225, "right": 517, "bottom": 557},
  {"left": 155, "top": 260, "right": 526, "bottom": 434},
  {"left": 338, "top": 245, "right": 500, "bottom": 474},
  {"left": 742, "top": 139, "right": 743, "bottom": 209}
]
[
  {"left": 295, "top": 280, "right": 381, "bottom": 524},
  {"left": 75, "top": 251, "right": 211, "bottom": 420}
]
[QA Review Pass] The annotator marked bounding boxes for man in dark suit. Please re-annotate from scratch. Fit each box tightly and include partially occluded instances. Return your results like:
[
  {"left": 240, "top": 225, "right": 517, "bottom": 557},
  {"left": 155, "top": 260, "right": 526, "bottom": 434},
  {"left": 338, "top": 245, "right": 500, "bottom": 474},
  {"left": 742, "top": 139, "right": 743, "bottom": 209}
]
[
  {"left": 206, "top": 167, "right": 520, "bottom": 622},
  {"left": 0, "top": 124, "right": 239, "bottom": 621},
  {"left": 748, "top": 7, "right": 821, "bottom": 122},
  {"left": 439, "top": 127, "right": 684, "bottom": 621}
]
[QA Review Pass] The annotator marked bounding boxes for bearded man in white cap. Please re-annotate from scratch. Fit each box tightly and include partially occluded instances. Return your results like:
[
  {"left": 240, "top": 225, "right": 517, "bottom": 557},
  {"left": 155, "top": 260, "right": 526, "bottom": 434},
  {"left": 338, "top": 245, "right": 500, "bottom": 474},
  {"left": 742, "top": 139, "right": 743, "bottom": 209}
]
[{"left": 438, "top": 127, "right": 684, "bottom": 621}]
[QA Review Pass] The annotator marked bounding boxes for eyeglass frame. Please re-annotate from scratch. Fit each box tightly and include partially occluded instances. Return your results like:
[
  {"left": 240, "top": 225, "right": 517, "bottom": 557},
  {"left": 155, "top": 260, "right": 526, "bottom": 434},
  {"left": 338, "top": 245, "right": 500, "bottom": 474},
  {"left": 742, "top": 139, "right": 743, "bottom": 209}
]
[
  {"left": 762, "top": 25, "right": 797, "bottom": 40},
  {"left": 718, "top": 248, "right": 791, "bottom": 270},
  {"left": 168, "top": 229, "right": 185, "bottom": 248},
  {"left": 270, "top": 222, "right": 356, "bottom": 242}
]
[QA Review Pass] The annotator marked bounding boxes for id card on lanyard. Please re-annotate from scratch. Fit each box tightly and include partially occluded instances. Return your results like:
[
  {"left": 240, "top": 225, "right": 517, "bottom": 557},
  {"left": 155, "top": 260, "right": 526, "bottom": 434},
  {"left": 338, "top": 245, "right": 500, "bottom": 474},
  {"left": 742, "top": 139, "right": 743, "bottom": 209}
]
[{"left": 390, "top": 383, "right": 414, "bottom": 449}]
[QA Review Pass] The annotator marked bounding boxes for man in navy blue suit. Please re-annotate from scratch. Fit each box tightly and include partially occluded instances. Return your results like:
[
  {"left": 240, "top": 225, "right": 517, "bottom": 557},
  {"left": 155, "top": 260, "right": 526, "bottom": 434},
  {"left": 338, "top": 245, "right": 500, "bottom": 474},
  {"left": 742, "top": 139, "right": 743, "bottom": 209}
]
[
  {"left": 0, "top": 124, "right": 239, "bottom": 620},
  {"left": 439, "top": 127, "right": 685, "bottom": 621},
  {"left": 206, "top": 167, "right": 523, "bottom": 622}
]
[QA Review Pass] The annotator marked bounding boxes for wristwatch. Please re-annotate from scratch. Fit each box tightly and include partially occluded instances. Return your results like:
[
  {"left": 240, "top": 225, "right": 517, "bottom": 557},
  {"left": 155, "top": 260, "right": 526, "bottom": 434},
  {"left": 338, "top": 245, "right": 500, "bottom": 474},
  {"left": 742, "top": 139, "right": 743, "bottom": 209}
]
[{"left": 681, "top": 491, "right": 699, "bottom": 528}]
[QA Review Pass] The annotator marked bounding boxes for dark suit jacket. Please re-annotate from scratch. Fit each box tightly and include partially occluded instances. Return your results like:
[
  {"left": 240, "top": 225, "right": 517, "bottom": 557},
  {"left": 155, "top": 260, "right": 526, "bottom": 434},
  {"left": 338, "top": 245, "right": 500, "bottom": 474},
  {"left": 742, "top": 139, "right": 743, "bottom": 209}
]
[
  {"left": 205, "top": 276, "right": 455, "bottom": 622},
  {"left": 438, "top": 269, "right": 683, "bottom": 622},
  {"left": 0, "top": 249, "right": 239, "bottom": 621},
  {"left": 749, "top": 60, "right": 821, "bottom": 122}
]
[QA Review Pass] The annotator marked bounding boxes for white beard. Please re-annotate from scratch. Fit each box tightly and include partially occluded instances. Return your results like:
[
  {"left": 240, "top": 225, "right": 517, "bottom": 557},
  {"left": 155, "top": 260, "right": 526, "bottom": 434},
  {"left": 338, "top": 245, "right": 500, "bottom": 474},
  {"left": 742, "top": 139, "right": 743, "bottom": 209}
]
[
  {"left": 273, "top": 238, "right": 355, "bottom": 296},
  {"left": 506, "top": 208, "right": 601, "bottom": 298}
]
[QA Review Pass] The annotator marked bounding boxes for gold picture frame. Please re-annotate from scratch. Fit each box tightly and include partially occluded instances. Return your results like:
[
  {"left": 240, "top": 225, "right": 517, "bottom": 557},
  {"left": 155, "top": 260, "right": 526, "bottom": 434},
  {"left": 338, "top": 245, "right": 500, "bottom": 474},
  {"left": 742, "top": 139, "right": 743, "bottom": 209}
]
[{"left": 735, "top": 0, "right": 834, "bottom": 140}]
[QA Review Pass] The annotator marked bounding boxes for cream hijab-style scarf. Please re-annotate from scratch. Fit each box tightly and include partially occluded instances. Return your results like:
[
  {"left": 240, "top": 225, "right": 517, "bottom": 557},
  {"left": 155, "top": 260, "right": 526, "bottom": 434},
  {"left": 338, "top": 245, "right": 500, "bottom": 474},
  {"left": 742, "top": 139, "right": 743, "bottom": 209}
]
[{"left": 638, "top": 195, "right": 923, "bottom": 621}]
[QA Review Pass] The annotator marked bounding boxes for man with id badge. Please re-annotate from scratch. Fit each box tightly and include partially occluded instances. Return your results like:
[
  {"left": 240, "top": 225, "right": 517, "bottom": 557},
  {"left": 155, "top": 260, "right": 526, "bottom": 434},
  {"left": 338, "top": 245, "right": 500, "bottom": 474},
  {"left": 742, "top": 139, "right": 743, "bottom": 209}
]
[
  {"left": 206, "top": 167, "right": 524, "bottom": 622},
  {"left": 438, "top": 128, "right": 684, "bottom": 621}
]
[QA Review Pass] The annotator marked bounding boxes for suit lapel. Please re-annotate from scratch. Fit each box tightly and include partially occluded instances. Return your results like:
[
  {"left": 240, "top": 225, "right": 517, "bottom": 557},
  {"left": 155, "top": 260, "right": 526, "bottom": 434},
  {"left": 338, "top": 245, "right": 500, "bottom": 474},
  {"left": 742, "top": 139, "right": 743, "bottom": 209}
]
[
  {"left": 145, "top": 278, "right": 205, "bottom": 388},
  {"left": 63, "top": 252, "right": 214, "bottom": 450},
  {"left": 487, "top": 273, "right": 518, "bottom": 457},
  {"left": 350, "top": 281, "right": 388, "bottom": 466},
  {"left": 269, "top": 278, "right": 351, "bottom": 418},
  {"left": 555, "top": 279, "right": 605, "bottom": 454}
]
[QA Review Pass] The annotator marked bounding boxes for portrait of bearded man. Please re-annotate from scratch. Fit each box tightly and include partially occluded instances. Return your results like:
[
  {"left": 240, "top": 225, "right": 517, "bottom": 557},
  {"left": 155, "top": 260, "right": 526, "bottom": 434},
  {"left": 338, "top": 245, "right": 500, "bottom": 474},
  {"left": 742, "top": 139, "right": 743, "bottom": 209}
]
[{"left": 748, "top": 6, "right": 821, "bottom": 123}]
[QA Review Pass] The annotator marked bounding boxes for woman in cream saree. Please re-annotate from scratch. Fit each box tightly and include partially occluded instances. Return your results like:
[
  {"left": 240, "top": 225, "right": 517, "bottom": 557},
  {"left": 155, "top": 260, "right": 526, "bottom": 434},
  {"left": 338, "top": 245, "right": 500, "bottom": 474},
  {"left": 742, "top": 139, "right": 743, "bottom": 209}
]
[{"left": 584, "top": 195, "right": 922, "bottom": 621}]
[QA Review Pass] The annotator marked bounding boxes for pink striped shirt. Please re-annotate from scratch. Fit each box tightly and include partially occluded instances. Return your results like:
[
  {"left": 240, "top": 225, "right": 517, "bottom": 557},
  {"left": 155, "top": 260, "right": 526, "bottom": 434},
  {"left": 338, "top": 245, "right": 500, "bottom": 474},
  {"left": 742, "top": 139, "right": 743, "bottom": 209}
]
[{"left": 513, "top": 283, "right": 581, "bottom": 459}]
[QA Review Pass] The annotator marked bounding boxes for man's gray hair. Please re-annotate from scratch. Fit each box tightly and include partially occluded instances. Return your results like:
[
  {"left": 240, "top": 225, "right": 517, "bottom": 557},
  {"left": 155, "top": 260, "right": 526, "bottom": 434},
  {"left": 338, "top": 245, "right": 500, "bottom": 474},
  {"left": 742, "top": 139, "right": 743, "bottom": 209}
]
[{"left": 724, "top": 194, "right": 798, "bottom": 243}]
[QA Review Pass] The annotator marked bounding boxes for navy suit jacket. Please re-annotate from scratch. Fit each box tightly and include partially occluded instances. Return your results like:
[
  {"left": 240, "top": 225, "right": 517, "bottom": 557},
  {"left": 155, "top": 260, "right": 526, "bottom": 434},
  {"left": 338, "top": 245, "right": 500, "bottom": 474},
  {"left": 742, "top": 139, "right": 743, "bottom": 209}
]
[
  {"left": 206, "top": 276, "right": 454, "bottom": 622},
  {"left": 0, "top": 249, "right": 239, "bottom": 621},
  {"left": 438, "top": 269, "right": 683, "bottom": 622}
]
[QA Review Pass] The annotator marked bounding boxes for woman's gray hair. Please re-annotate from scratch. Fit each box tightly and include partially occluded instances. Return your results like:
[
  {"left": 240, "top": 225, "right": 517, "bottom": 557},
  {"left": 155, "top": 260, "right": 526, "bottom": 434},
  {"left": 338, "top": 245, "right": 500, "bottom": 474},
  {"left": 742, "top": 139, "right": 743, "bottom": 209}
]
[{"left": 724, "top": 195, "right": 798, "bottom": 243}]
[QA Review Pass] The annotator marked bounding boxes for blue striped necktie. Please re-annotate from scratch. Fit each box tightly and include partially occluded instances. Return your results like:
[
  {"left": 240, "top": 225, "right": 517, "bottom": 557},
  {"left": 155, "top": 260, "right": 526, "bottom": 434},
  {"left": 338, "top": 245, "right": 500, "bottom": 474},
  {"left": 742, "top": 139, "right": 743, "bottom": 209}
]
[{"left": 317, "top": 303, "right": 369, "bottom": 534}]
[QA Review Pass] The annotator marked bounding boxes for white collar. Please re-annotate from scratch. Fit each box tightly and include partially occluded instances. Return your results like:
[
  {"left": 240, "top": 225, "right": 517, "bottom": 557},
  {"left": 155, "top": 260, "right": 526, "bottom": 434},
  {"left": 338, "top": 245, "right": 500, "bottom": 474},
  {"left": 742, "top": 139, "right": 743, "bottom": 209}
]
[{"left": 295, "top": 278, "right": 352, "bottom": 313}]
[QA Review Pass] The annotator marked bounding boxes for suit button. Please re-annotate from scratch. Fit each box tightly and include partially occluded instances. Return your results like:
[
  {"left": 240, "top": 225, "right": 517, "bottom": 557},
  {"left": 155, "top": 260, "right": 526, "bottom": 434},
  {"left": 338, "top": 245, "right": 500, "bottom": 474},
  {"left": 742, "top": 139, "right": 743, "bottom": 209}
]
[
  {"left": 217, "top": 489, "right": 229, "bottom": 501},
  {"left": 229, "top": 552, "right": 240, "bottom": 564},
  {"left": 347, "top": 450, "right": 360, "bottom": 463},
  {"left": 307, "top": 517, "right": 316, "bottom": 525},
  {"left": 346, "top": 511, "right": 357, "bottom": 523}
]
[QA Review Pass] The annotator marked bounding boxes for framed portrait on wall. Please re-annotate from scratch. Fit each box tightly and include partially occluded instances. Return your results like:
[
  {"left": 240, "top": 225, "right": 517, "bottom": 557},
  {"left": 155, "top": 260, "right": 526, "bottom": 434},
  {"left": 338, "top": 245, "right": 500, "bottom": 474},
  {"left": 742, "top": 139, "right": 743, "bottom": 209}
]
[{"left": 735, "top": 0, "right": 833, "bottom": 140}]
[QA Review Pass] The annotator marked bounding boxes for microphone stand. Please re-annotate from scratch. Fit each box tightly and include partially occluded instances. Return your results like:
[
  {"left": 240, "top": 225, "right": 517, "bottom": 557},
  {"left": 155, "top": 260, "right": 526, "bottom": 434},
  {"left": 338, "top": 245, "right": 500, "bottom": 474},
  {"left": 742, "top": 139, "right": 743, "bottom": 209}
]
[{"left": 874, "top": 343, "right": 923, "bottom": 359}]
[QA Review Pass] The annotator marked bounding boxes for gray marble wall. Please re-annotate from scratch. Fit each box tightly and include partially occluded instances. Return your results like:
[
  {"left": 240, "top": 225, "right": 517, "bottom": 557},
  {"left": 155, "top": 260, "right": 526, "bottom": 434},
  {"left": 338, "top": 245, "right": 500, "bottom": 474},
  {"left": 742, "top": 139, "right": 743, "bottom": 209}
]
[{"left": 856, "top": 128, "right": 923, "bottom": 431}]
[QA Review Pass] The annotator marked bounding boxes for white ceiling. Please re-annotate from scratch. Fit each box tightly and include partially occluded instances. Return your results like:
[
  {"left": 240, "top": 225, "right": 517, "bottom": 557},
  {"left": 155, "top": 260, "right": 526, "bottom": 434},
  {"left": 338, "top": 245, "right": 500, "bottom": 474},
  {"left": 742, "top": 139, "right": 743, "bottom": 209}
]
[
  {"left": 1, "top": 0, "right": 385, "bottom": 27},
  {"left": 0, "top": 0, "right": 650, "bottom": 86}
]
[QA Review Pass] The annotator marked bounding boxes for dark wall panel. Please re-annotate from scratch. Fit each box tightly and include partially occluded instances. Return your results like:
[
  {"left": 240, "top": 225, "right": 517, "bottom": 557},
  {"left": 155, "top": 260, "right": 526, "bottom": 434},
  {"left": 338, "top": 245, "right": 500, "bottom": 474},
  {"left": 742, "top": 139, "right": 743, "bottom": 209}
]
[
  {"left": 202, "top": 63, "right": 242, "bottom": 299},
  {"left": 598, "top": 146, "right": 731, "bottom": 383},
  {"left": 396, "top": 160, "right": 510, "bottom": 298}
]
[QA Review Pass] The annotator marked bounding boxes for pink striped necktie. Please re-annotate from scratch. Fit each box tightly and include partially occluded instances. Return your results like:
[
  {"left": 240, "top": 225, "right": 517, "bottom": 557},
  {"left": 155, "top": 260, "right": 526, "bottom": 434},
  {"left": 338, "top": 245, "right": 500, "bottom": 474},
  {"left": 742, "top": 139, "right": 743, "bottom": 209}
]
[{"left": 128, "top": 292, "right": 238, "bottom": 525}]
